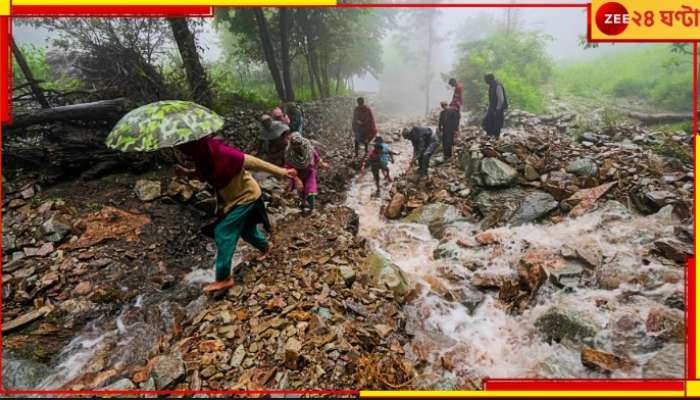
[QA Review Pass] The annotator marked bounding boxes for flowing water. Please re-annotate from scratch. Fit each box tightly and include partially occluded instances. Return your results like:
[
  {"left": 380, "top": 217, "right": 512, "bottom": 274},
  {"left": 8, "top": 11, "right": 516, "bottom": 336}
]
[
  {"left": 5, "top": 122, "right": 685, "bottom": 390},
  {"left": 344, "top": 124, "right": 685, "bottom": 386}
]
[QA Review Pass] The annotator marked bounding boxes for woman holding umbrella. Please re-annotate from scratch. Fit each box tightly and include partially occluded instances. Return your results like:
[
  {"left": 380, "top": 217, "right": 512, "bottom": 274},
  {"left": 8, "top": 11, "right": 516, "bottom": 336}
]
[{"left": 106, "top": 101, "right": 299, "bottom": 293}]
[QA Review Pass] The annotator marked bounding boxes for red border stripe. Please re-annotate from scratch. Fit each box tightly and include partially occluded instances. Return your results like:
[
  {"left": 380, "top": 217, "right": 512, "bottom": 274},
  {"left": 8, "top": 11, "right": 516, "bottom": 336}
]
[
  {"left": 338, "top": 3, "right": 587, "bottom": 7},
  {"left": 0, "top": 17, "right": 9, "bottom": 123},
  {"left": 484, "top": 380, "right": 685, "bottom": 391},
  {"left": 12, "top": 5, "right": 213, "bottom": 16},
  {"left": 689, "top": 258, "right": 696, "bottom": 380}
]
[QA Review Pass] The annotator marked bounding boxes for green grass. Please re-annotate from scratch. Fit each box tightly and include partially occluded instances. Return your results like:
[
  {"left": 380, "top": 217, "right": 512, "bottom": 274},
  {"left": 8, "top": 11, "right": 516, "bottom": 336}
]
[{"left": 554, "top": 46, "right": 693, "bottom": 113}]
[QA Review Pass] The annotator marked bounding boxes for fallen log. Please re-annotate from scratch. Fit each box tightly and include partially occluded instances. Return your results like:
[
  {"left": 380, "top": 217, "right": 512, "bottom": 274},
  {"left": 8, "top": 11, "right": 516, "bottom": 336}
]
[
  {"left": 7, "top": 98, "right": 128, "bottom": 128},
  {"left": 623, "top": 110, "right": 698, "bottom": 126}
]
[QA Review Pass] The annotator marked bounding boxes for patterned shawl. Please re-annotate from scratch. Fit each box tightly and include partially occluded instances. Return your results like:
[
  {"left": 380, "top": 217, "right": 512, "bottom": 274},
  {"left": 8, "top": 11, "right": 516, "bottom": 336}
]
[{"left": 285, "top": 132, "right": 314, "bottom": 170}]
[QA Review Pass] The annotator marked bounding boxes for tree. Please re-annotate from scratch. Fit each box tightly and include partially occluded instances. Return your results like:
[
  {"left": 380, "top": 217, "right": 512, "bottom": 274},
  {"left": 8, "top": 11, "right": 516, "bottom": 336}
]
[
  {"left": 11, "top": 38, "right": 50, "bottom": 108},
  {"left": 215, "top": 8, "right": 385, "bottom": 101},
  {"left": 17, "top": 18, "right": 175, "bottom": 102},
  {"left": 451, "top": 29, "right": 553, "bottom": 113},
  {"left": 168, "top": 18, "right": 213, "bottom": 107}
]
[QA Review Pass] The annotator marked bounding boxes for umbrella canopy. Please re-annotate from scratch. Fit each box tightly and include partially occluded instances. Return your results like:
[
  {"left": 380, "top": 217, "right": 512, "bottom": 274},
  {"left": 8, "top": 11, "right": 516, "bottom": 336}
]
[{"left": 106, "top": 100, "right": 225, "bottom": 152}]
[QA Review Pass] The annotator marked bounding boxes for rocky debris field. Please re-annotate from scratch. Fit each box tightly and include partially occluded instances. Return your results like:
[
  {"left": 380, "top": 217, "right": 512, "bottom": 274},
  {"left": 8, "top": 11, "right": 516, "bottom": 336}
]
[
  {"left": 374, "top": 107, "right": 691, "bottom": 386},
  {"left": 1, "top": 97, "right": 694, "bottom": 392}
]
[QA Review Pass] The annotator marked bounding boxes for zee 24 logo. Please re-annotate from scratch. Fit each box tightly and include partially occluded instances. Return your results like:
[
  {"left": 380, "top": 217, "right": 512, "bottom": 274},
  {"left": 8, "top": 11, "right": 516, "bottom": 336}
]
[{"left": 596, "top": 1, "right": 700, "bottom": 36}]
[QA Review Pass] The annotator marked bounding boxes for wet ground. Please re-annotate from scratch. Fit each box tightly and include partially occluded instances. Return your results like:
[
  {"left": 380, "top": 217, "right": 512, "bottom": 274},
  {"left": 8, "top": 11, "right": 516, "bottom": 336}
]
[{"left": 2, "top": 101, "right": 692, "bottom": 391}]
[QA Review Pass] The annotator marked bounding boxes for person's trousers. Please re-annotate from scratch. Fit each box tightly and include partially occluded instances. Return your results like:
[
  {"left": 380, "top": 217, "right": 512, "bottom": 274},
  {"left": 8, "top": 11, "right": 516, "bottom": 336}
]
[
  {"left": 418, "top": 141, "right": 438, "bottom": 176},
  {"left": 442, "top": 130, "right": 454, "bottom": 159},
  {"left": 214, "top": 202, "right": 268, "bottom": 281}
]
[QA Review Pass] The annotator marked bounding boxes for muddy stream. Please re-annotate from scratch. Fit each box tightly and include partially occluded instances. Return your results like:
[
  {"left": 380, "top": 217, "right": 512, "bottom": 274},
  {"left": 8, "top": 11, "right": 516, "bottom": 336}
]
[{"left": 4, "top": 121, "right": 685, "bottom": 390}]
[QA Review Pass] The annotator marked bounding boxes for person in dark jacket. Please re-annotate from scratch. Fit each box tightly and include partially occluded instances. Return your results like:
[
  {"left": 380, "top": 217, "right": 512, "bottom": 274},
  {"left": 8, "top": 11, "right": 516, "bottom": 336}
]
[
  {"left": 437, "top": 101, "right": 460, "bottom": 159},
  {"left": 402, "top": 126, "right": 438, "bottom": 177},
  {"left": 482, "top": 73, "right": 508, "bottom": 139}
]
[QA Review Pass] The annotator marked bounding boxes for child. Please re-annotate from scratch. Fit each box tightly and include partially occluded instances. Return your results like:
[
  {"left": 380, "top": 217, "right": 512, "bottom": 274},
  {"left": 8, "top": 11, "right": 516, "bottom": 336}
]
[
  {"left": 285, "top": 132, "right": 329, "bottom": 214},
  {"left": 361, "top": 136, "right": 398, "bottom": 196}
]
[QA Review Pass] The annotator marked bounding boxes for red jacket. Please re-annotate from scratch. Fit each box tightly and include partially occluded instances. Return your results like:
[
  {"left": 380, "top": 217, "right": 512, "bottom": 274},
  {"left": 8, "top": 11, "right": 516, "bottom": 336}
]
[{"left": 450, "top": 82, "right": 463, "bottom": 111}]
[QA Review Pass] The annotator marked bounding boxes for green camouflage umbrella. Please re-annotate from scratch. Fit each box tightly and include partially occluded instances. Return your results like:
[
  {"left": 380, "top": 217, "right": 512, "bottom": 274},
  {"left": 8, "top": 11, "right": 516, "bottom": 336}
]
[{"left": 106, "top": 100, "right": 225, "bottom": 152}]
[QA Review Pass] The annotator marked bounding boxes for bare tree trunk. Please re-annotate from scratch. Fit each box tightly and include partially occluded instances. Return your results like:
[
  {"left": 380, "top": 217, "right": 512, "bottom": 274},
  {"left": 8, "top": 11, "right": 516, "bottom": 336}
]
[
  {"left": 8, "top": 98, "right": 127, "bottom": 128},
  {"left": 254, "top": 8, "right": 286, "bottom": 101},
  {"left": 304, "top": 55, "right": 317, "bottom": 98},
  {"left": 319, "top": 46, "right": 331, "bottom": 98},
  {"left": 11, "top": 38, "right": 50, "bottom": 109},
  {"left": 279, "top": 9, "right": 295, "bottom": 101},
  {"left": 300, "top": 11, "right": 324, "bottom": 98},
  {"left": 168, "top": 18, "right": 213, "bottom": 108}
]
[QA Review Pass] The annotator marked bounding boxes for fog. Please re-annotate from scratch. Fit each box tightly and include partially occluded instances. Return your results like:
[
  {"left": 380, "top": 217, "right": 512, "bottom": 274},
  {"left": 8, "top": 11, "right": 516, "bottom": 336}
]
[{"left": 13, "top": 5, "right": 656, "bottom": 118}]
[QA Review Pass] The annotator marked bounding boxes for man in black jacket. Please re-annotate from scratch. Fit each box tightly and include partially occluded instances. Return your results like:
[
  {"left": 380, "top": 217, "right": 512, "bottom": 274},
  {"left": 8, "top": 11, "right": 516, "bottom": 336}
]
[
  {"left": 437, "top": 101, "right": 460, "bottom": 159},
  {"left": 482, "top": 73, "right": 508, "bottom": 139},
  {"left": 402, "top": 126, "right": 438, "bottom": 177}
]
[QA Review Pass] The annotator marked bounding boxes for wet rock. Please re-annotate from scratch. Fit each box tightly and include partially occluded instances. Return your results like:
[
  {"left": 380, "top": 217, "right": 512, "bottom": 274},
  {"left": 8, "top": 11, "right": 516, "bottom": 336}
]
[
  {"left": 230, "top": 345, "right": 245, "bottom": 368},
  {"left": 460, "top": 144, "right": 484, "bottom": 182},
  {"left": 339, "top": 266, "right": 356, "bottom": 287},
  {"left": 455, "top": 287, "right": 485, "bottom": 314},
  {"left": 508, "top": 191, "right": 558, "bottom": 226},
  {"left": 72, "top": 281, "right": 92, "bottom": 296},
  {"left": 566, "top": 158, "right": 598, "bottom": 177},
  {"left": 166, "top": 177, "right": 195, "bottom": 202},
  {"left": 562, "top": 238, "right": 603, "bottom": 268},
  {"left": 384, "top": 193, "right": 406, "bottom": 220},
  {"left": 151, "top": 353, "right": 185, "bottom": 389},
  {"left": 2, "top": 353, "right": 52, "bottom": 389},
  {"left": 596, "top": 262, "right": 640, "bottom": 290},
  {"left": 134, "top": 179, "right": 161, "bottom": 202},
  {"left": 3, "top": 233, "right": 17, "bottom": 254},
  {"left": 565, "top": 181, "right": 617, "bottom": 217},
  {"left": 41, "top": 214, "right": 72, "bottom": 243},
  {"left": 664, "top": 291, "right": 684, "bottom": 311},
  {"left": 284, "top": 337, "right": 303, "bottom": 369},
  {"left": 480, "top": 157, "right": 517, "bottom": 187},
  {"left": 471, "top": 271, "right": 518, "bottom": 289},
  {"left": 105, "top": 378, "right": 136, "bottom": 390},
  {"left": 535, "top": 306, "right": 601, "bottom": 345},
  {"left": 643, "top": 343, "right": 684, "bottom": 378},
  {"left": 2, "top": 306, "right": 53, "bottom": 333},
  {"left": 646, "top": 307, "right": 684, "bottom": 343},
  {"left": 367, "top": 253, "right": 412, "bottom": 296},
  {"left": 375, "top": 324, "right": 393, "bottom": 338},
  {"left": 653, "top": 238, "right": 692, "bottom": 263},
  {"left": 542, "top": 171, "right": 576, "bottom": 201},
  {"left": 402, "top": 202, "right": 460, "bottom": 239},
  {"left": 523, "top": 164, "right": 539, "bottom": 181},
  {"left": 580, "top": 346, "right": 634, "bottom": 373}
]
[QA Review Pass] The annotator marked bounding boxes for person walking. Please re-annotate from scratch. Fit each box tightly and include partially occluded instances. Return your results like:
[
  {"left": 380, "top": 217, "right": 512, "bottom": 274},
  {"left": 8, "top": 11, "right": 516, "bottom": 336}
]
[
  {"left": 352, "top": 97, "right": 378, "bottom": 158},
  {"left": 482, "top": 73, "right": 508, "bottom": 139},
  {"left": 437, "top": 101, "right": 460, "bottom": 159}
]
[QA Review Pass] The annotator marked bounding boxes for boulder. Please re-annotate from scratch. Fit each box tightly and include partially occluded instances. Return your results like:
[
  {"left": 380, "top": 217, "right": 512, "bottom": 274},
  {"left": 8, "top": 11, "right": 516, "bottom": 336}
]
[
  {"left": 151, "top": 353, "right": 185, "bottom": 389},
  {"left": 654, "top": 238, "right": 693, "bottom": 263},
  {"left": 566, "top": 158, "right": 598, "bottom": 177},
  {"left": 339, "top": 266, "right": 356, "bottom": 287},
  {"left": 643, "top": 343, "right": 684, "bottom": 378},
  {"left": 384, "top": 193, "right": 406, "bottom": 220},
  {"left": 523, "top": 164, "right": 539, "bottom": 181},
  {"left": 535, "top": 306, "right": 601, "bottom": 345},
  {"left": 480, "top": 157, "right": 517, "bottom": 187},
  {"left": 508, "top": 191, "right": 558, "bottom": 226},
  {"left": 596, "top": 262, "right": 641, "bottom": 290},
  {"left": 41, "top": 214, "right": 73, "bottom": 242},
  {"left": 580, "top": 346, "right": 634, "bottom": 372},
  {"left": 646, "top": 307, "right": 684, "bottom": 342},
  {"left": 104, "top": 378, "right": 136, "bottom": 390},
  {"left": 134, "top": 179, "right": 161, "bottom": 202},
  {"left": 402, "top": 202, "right": 460, "bottom": 239},
  {"left": 367, "top": 253, "right": 412, "bottom": 296}
]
